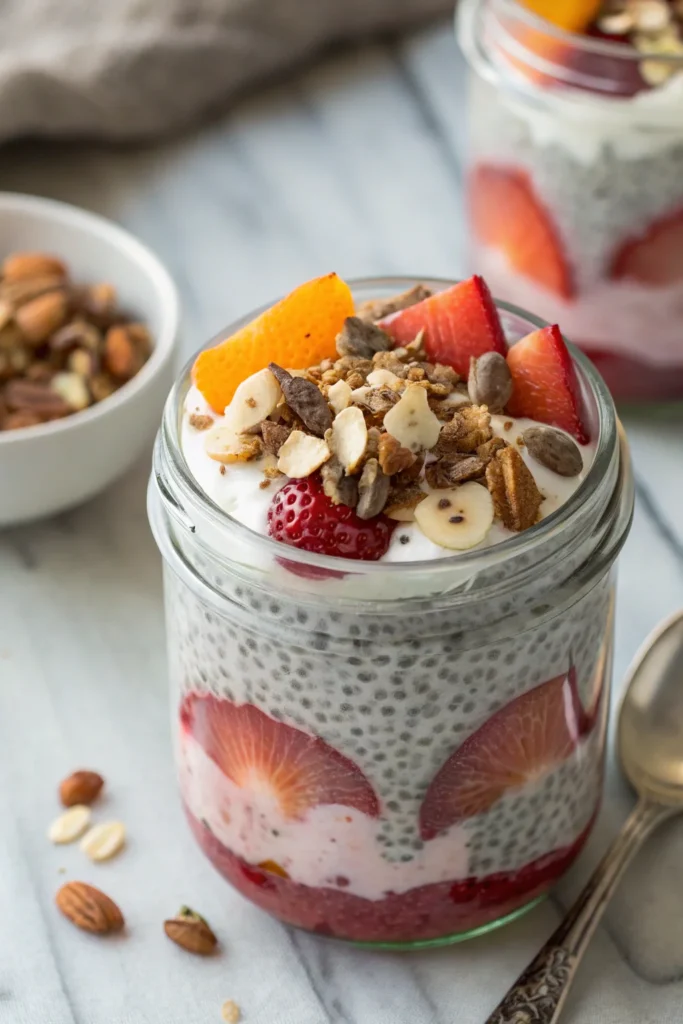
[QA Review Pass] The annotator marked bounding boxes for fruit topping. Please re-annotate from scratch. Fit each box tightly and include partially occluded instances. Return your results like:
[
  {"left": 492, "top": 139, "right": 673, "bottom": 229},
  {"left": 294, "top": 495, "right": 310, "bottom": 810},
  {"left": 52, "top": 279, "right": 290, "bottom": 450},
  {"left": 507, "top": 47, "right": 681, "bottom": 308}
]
[
  {"left": 467, "top": 352, "right": 513, "bottom": 412},
  {"left": 267, "top": 475, "right": 395, "bottom": 560},
  {"left": 506, "top": 324, "right": 590, "bottom": 444},
  {"left": 610, "top": 207, "right": 683, "bottom": 286},
  {"left": 522, "top": 425, "right": 583, "bottom": 477},
  {"left": 182, "top": 694, "right": 380, "bottom": 819},
  {"left": 521, "top": 0, "right": 602, "bottom": 32},
  {"left": 485, "top": 446, "right": 544, "bottom": 532},
  {"left": 276, "top": 430, "right": 330, "bottom": 478},
  {"left": 414, "top": 483, "right": 494, "bottom": 551},
  {"left": 378, "top": 276, "right": 507, "bottom": 378},
  {"left": 382, "top": 385, "right": 441, "bottom": 453},
  {"left": 193, "top": 273, "right": 354, "bottom": 413},
  {"left": 269, "top": 362, "right": 333, "bottom": 437},
  {"left": 419, "top": 669, "right": 584, "bottom": 839},
  {"left": 470, "top": 167, "right": 574, "bottom": 300}
]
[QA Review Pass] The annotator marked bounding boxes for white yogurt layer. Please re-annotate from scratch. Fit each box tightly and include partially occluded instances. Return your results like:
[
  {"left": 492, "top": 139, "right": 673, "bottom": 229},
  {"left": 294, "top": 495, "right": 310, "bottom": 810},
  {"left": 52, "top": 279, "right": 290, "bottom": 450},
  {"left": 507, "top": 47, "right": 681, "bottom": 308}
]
[
  {"left": 181, "top": 385, "right": 595, "bottom": 565},
  {"left": 504, "top": 70, "right": 683, "bottom": 166}
]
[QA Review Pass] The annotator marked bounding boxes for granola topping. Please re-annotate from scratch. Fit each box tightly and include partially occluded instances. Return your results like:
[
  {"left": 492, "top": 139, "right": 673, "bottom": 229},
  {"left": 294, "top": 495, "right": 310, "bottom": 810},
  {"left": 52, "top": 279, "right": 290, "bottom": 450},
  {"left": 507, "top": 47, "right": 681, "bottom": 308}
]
[{"left": 182, "top": 280, "right": 596, "bottom": 563}]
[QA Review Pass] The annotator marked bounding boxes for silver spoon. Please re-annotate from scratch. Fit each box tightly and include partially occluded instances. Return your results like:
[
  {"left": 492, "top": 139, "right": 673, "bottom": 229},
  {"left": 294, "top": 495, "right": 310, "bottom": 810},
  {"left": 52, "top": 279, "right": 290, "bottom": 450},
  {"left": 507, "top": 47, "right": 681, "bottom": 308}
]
[{"left": 485, "top": 609, "right": 683, "bottom": 1024}]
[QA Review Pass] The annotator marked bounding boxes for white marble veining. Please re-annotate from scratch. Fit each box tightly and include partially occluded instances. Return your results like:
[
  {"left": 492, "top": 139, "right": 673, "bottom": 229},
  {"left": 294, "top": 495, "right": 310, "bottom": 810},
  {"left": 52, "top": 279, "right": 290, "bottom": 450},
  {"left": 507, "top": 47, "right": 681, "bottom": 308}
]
[{"left": 1, "top": 22, "right": 683, "bottom": 1024}]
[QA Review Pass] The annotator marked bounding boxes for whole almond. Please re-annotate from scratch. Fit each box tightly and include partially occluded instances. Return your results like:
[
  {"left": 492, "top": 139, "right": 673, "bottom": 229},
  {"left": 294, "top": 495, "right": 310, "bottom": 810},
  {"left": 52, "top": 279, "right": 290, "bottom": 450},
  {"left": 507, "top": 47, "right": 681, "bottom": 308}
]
[
  {"left": 467, "top": 352, "right": 513, "bottom": 412},
  {"left": 164, "top": 906, "right": 218, "bottom": 955},
  {"left": 104, "top": 325, "right": 143, "bottom": 380},
  {"left": 56, "top": 881, "right": 124, "bottom": 934},
  {"left": 15, "top": 290, "right": 68, "bottom": 345},
  {"left": 0, "top": 274, "right": 67, "bottom": 309},
  {"left": 59, "top": 769, "right": 104, "bottom": 808},
  {"left": 3, "top": 252, "right": 67, "bottom": 282}
]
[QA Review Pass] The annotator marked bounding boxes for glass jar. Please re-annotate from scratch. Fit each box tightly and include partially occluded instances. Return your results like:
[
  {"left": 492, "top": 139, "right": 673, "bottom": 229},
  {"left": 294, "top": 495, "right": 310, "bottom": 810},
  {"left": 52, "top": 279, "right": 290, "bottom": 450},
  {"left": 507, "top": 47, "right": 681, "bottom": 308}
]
[
  {"left": 457, "top": 0, "right": 683, "bottom": 403},
  {"left": 148, "top": 278, "right": 633, "bottom": 949}
]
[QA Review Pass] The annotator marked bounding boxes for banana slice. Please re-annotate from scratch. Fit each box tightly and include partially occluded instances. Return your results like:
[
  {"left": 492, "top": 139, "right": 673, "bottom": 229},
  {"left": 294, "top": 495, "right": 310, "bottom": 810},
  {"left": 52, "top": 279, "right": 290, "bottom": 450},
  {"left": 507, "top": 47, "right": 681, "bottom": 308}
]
[
  {"left": 277, "top": 430, "right": 330, "bottom": 478},
  {"left": 330, "top": 406, "right": 368, "bottom": 474},
  {"left": 414, "top": 482, "right": 494, "bottom": 550},
  {"left": 223, "top": 368, "right": 281, "bottom": 432},
  {"left": 328, "top": 378, "right": 352, "bottom": 414},
  {"left": 383, "top": 384, "right": 441, "bottom": 453}
]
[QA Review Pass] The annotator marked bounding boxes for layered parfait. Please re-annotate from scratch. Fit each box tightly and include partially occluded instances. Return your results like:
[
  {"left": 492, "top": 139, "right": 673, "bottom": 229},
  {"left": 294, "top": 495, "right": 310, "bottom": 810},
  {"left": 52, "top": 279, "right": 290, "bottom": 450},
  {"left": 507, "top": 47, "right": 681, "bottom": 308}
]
[
  {"left": 164, "top": 273, "right": 621, "bottom": 945},
  {"left": 459, "top": 0, "right": 683, "bottom": 401}
]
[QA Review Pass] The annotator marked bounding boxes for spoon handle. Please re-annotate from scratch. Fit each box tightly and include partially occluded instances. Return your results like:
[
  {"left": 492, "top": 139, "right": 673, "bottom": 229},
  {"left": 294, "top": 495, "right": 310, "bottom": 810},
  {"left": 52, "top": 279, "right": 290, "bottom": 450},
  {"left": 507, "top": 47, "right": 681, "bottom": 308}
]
[{"left": 484, "top": 799, "right": 671, "bottom": 1024}]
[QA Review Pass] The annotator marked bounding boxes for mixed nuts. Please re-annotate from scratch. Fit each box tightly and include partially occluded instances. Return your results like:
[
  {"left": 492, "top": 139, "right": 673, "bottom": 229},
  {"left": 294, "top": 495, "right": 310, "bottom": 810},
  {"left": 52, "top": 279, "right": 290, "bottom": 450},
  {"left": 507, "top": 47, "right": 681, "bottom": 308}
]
[{"left": 0, "top": 250, "right": 153, "bottom": 431}]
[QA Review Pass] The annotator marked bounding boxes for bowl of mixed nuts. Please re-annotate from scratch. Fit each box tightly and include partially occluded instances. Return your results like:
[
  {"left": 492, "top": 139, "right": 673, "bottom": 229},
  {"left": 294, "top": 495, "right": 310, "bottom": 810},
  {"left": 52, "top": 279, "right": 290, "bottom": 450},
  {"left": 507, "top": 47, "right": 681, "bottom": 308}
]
[{"left": 0, "top": 192, "right": 179, "bottom": 525}]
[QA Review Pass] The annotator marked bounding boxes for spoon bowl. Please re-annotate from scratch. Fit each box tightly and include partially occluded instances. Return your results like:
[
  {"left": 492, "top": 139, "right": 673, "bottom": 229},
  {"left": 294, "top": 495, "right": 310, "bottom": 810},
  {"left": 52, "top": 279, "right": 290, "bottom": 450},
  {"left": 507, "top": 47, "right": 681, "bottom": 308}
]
[{"left": 619, "top": 609, "right": 683, "bottom": 805}]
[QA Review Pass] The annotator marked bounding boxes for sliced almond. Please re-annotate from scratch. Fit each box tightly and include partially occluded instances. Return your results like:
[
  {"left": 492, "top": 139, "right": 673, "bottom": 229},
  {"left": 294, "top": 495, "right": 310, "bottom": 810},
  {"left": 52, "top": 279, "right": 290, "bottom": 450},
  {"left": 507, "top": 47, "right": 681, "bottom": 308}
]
[
  {"left": 366, "top": 368, "right": 401, "bottom": 387},
  {"left": 80, "top": 821, "right": 126, "bottom": 862},
  {"left": 277, "top": 430, "right": 330, "bottom": 478},
  {"left": 223, "top": 368, "right": 281, "bottom": 431},
  {"left": 327, "top": 378, "right": 352, "bottom": 415},
  {"left": 414, "top": 482, "right": 494, "bottom": 550},
  {"left": 384, "top": 482, "right": 426, "bottom": 521},
  {"left": 205, "top": 427, "right": 262, "bottom": 464},
  {"left": 329, "top": 406, "right": 368, "bottom": 474},
  {"left": 383, "top": 384, "right": 441, "bottom": 453},
  {"left": 48, "top": 805, "right": 92, "bottom": 844}
]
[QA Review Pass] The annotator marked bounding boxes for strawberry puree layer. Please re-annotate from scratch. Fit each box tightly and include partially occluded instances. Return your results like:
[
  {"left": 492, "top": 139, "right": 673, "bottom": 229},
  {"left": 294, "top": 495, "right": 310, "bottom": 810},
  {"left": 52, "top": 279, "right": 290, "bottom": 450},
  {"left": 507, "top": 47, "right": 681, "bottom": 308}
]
[
  {"left": 476, "top": 247, "right": 683, "bottom": 369},
  {"left": 179, "top": 728, "right": 469, "bottom": 900},
  {"left": 186, "top": 807, "right": 595, "bottom": 943}
]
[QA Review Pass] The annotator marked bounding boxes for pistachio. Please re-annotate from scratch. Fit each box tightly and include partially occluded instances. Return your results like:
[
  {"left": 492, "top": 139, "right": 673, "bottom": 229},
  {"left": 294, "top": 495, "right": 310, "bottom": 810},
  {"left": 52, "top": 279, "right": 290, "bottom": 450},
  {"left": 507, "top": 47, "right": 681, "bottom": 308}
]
[{"left": 522, "top": 426, "right": 583, "bottom": 477}]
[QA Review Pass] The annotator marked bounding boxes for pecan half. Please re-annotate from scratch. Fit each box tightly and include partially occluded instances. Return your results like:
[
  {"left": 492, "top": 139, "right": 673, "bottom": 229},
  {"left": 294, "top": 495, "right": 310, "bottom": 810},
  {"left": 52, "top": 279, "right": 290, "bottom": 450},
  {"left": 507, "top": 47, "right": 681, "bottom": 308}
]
[{"left": 377, "top": 432, "right": 416, "bottom": 476}]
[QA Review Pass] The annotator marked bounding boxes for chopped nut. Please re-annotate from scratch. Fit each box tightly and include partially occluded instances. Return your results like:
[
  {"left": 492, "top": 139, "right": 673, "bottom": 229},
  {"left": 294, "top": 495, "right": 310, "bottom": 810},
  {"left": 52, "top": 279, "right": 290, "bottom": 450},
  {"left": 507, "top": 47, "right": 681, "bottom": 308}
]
[
  {"left": 425, "top": 455, "right": 486, "bottom": 488},
  {"left": 406, "top": 365, "right": 426, "bottom": 382},
  {"left": 277, "top": 430, "right": 330, "bottom": 478},
  {"left": 329, "top": 406, "right": 368, "bottom": 474},
  {"left": 395, "top": 452, "right": 424, "bottom": 485},
  {"left": 383, "top": 385, "right": 443, "bottom": 453},
  {"left": 165, "top": 906, "right": 218, "bottom": 956},
  {"left": 51, "top": 372, "right": 91, "bottom": 412},
  {"left": 269, "top": 363, "right": 333, "bottom": 437},
  {"left": 221, "top": 1000, "right": 241, "bottom": 1023},
  {"left": 371, "top": 350, "right": 409, "bottom": 378},
  {"left": 355, "top": 385, "right": 401, "bottom": 419},
  {"left": 327, "top": 378, "right": 352, "bottom": 414},
  {"left": 384, "top": 482, "right": 427, "bottom": 521},
  {"left": 261, "top": 419, "right": 292, "bottom": 455},
  {"left": 67, "top": 347, "right": 100, "bottom": 378},
  {"left": 467, "top": 352, "right": 513, "bottom": 412},
  {"left": 0, "top": 273, "right": 66, "bottom": 309},
  {"left": 378, "top": 432, "right": 417, "bottom": 476},
  {"left": 90, "top": 374, "right": 117, "bottom": 403},
  {"left": 356, "top": 458, "right": 391, "bottom": 519},
  {"left": 259, "top": 479, "right": 271, "bottom": 490},
  {"left": 426, "top": 363, "right": 459, "bottom": 388},
  {"left": 104, "top": 325, "right": 145, "bottom": 380},
  {"left": 321, "top": 456, "right": 359, "bottom": 507},
  {"left": 522, "top": 426, "right": 583, "bottom": 477},
  {"left": 433, "top": 405, "right": 492, "bottom": 455},
  {"left": 334, "top": 355, "right": 374, "bottom": 380},
  {"left": 485, "top": 446, "right": 543, "bottom": 532},
  {"left": 205, "top": 427, "right": 263, "bottom": 464},
  {"left": 50, "top": 320, "right": 101, "bottom": 353},
  {"left": 366, "top": 368, "right": 401, "bottom": 388},
  {"left": 189, "top": 413, "right": 214, "bottom": 431},
  {"left": 355, "top": 284, "right": 432, "bottom": 322},
  {"left": 476, "top": 437, "right": 509, "bottom": 462},
  {"left": 336, "top": 316, "right": 393, "bottom": 359},
  {"left": 345, "top": 370, "right": 366, "bottom": 390}
]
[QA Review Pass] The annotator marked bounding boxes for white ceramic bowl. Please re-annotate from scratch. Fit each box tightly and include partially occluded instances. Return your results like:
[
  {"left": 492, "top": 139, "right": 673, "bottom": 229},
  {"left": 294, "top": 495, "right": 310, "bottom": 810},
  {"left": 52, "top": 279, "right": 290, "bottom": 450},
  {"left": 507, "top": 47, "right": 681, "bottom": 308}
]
[{"left": 0, "top": 192, "right": 179, "bottom": 526}]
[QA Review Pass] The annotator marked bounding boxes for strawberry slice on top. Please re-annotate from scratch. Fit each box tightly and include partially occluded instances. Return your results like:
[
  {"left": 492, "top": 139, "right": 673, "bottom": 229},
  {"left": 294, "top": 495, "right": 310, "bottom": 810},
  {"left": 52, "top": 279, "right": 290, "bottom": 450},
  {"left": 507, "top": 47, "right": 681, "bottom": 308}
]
[
  {"left": 610, "top": 208, "right": 683, "bottom": 287},
  {"left": 419, "top": 667, "right": 584, "bottom": 840},
  {"left": 182, "top": 694, "right": 380, "bottom": 820},
  {"left": 469, "top": 166, "right": 574, "bottom": 301},
  {"left": 378, "top": 276, "right": 507, "bottom": 378},
  {"left": 506, "top": 324, "right": 590, "bottom": 444}
]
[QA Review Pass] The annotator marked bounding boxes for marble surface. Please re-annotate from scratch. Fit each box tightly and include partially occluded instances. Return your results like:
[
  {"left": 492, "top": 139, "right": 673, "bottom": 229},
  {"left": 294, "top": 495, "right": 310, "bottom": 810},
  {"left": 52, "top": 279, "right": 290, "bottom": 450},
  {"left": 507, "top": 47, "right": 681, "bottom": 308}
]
[{"left": 1, "top": 22, "right": 683, "bottom": 1024}]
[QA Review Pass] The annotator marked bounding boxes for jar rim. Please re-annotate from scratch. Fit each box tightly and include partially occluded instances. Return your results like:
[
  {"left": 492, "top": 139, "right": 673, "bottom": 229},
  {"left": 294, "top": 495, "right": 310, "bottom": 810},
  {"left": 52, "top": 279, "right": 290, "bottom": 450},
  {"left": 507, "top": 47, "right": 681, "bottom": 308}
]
[{"left": 155, "top": 276, "right": 620, "bottom": 583}]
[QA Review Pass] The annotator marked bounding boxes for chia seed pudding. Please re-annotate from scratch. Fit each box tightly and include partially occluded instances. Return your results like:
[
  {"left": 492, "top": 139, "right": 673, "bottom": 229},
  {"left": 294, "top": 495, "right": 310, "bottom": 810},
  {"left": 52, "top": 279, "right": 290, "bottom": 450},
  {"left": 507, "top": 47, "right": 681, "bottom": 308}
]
[
  {"left": 458, "top": 0, "right": 683, "bottom": 402},
  {"left": 148, "top": 275, "right": 633, "bottom": 947}
]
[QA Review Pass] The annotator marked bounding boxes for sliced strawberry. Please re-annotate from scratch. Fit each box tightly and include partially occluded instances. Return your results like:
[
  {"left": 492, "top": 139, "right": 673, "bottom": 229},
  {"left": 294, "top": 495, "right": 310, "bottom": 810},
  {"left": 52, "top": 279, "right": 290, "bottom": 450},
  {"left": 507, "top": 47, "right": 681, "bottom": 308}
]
[
  {"left": 419, "top": 668, "right": 584, "bottom": 840},
  {"left": 378, "top": 276, "right": 507, "bottom": 378},
  {"left": 610, "top": 208, "right": 683, "bottom": 286},
  {"left": 506, "top": 324, "right": 590, "bottom": 444},
  {"left": 469, "top": 166, "right": 574, "bottom": 300},
  {"left": 267, "top": 475, "right": 395, "bottom": 561},
  {"left": 181, "top": 694, "right": 380, "bottom": 820}
]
